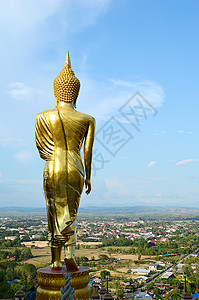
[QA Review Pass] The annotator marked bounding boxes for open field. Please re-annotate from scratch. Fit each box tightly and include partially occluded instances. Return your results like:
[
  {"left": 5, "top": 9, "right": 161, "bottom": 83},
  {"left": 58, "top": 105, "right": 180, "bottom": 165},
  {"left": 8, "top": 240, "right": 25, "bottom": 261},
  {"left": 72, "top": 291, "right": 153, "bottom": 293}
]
[
  {"left": 24, "top": 246, "right": 51, "bottom": 265},
  {"left": 25, "top": 244, "right": 155, "bottom": 278},
  {"left": 22, "top": 241, "right": 48, "bottom": 247}
]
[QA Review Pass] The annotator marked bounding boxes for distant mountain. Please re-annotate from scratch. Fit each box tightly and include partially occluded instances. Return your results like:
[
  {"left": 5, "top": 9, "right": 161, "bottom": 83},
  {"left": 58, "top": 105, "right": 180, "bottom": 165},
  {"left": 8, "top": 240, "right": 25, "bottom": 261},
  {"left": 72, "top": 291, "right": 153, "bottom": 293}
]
[
  {"left": 0, "top": 206, "right": 46, "bottom": 212},
  {"left": 0, "top": 205, "right": 199, "bottom": 215},
  {"left": 79, "top": 205, "right": 199, "bottom": 214}
]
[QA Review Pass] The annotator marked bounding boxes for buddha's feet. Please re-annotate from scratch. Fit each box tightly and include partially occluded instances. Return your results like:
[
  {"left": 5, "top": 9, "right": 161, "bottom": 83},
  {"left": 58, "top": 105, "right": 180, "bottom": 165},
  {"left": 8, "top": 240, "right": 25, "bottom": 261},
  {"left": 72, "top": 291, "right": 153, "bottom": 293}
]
[
  {"left": 64, "top": 258, "right": 79, "bottom": 272},
  {"left": 50, "top": 261, "right": 62, "bottom": 270}
]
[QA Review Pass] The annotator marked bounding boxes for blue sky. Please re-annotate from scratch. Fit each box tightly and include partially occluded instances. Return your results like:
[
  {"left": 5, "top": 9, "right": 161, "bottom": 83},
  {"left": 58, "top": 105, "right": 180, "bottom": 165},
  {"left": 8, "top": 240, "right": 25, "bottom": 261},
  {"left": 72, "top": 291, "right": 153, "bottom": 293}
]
[{"left": 0, "top": 0, "right": 198, "bottom": 208}]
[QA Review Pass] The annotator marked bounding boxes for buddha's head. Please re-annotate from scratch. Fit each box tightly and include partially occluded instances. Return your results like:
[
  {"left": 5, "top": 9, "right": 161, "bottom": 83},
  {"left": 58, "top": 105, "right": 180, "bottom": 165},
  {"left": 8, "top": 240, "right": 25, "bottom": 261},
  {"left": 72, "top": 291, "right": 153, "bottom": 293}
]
[{"left": 54, "top": 51, "right": 80, "bottom": 107}]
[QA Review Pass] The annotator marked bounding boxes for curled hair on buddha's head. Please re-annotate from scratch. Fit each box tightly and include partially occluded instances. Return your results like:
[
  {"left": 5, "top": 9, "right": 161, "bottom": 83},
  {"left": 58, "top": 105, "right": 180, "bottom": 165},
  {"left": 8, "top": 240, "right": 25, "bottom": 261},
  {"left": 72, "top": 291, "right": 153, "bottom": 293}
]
[{"left": 53, "top": 51, "right": 80, "bottom": 107}]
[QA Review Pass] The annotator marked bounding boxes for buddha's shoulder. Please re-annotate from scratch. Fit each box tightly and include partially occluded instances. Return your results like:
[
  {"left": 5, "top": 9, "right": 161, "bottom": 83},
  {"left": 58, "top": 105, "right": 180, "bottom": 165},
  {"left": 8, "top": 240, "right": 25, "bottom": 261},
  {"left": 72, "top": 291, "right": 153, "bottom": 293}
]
[
  {"left": 75, "top": 111, "right": 95, "bottom": 123},
  {"left": 36, "top": 108, "right": 58, "bottom": 118}
]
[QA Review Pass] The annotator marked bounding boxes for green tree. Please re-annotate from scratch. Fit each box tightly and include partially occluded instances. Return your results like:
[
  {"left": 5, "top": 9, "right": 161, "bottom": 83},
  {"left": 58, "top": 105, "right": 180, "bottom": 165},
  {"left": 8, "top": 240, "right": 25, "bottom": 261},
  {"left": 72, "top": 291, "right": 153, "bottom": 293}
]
[
  {"left": 20, "top": 247, "right": 33, "bottom": 260},
  {"left": 10, "top": 283, "right": 22, "bottom": 295},
  {"left": 116, "top": 288, "right": 124, "bottom": 299},
  {"left": 5, "top": 267, "right": 15, "bottom": 281},
  {"left": 0, "top": 270, "right": 13, "bottom": 298},
  {"left": 147, "top": 282, "right": 154, "bottom": 290},
  {"left": 169, "top": 288, "right": 181, "bottom": 299},
  {"left": 99, "top": 254, "right": 110, "bottom": 262},
  {"left": 21, "top": 263, "right": 37, "bottom": 281},
  {"left": 153, "top": 287, "right": 160, "bottom": 297},
  {"left": 12, "top": 248, "right": 21, "bottom": 260},
  {"left": 100, "top": 270, "right": 110, "bottom": 279}
]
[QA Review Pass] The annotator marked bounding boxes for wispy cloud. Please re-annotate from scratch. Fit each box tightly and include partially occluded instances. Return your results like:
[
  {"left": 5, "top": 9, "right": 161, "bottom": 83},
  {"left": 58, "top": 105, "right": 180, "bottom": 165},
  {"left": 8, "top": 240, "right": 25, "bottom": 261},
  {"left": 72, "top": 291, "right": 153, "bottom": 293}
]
[
  {"left": 0, "top": 0, "right": 111, "bottom": 57},
  {"left": 79, "top": 77, "right": 165, "bottom": 120},
  {"left": 0, "top": 171, "right": 2, "bottom": 179},
  {"left": 177, "top": 130, "right": 192, "bottom": 134},
  {"left": 111, "top": 79, "right": 134, "bottom": 88},
  {"left": 110, "top": 79, "right": 165, "bottom": 108},
  {"left": 176, "top": 159, "right": 199, "bottom": 166},
  {"left": 0, "top": 178, "right": 42, "bottom": 196},
  {"left": 0, "top": 178, "right": 41, "bottom": 185},
  {"left": 105, "top": 177, "right": 130, "bottom": 196},
  {"left": 14, "top": 179, "right": 41, "bottom": 185},
  {"left": 15, "top": 150, "right": 34, "bottom": 164},
  {"left": 148, "top": 161, "right": 157, "bottom": 168},
  {"left": 153, "top": 131, "right": 166, "bottom": 136},
  {"left": 0, "top": 137, "right": 22, "bottom": 147},
  {"left": 9, "top": 82, "right": 34, "bottom": 100},
  {"left": 89, "top": 175, "right": 165, "bottom": 205}
]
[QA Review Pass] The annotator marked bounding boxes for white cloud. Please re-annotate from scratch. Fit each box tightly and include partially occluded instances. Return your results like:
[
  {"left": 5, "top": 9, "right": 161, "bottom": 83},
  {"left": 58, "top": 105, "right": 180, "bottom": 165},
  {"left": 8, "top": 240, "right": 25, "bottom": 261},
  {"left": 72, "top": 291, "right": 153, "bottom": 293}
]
[
  {"left": 0, "top": 137, "right": 22, "bottom": 147},
  {"left": 85, "top": 175, "right": 166, "bottom": 206},
  {"left": 111, "top": 79, "right": 134, "bottom": 88},
  {"left": 60, "top": 0, "right": 111, "bottom": 33},
  {"left": 14, "top": 179, "right": 42, "bottom": 185},
  {"left": 148, "top": 161, "right": 157, "bottom": 168},
  {"left": 9, "top": 82, "right": 35, "bottom": 100},
  {"left": 0, "top": 178, "right": 41, "bottom": 185},
  {"left": 105, "top": 177, "right": 129, "bottom": 196},
  {"left": 153, "top": 131, "right": 166, "bottom": 136},
  {"left": 0, "top": 171, "right": 2, "bottom": 178},
  {"left": 78, "top": 77, "right": 165, "bottom": 120},
  {"left": 0, "top": 0, "right": 61, "bottom": 31},
  {"left": 176, "top": 159, "right": 199, "bottom": 166},
  {"left": 9, "top": 82, "right": 40, "bottom": 100},
  {"left": 15, "top": 151, "right": 33, "bottom": 164},
  {"left": 0, "top": 0, "right": 111, "bottom": 54},
  {"left": 177, "top": 130, "right": 192, "bottom": 134},
  {"left": 111, "top": 79, "right": 165, "bottom": 108}
]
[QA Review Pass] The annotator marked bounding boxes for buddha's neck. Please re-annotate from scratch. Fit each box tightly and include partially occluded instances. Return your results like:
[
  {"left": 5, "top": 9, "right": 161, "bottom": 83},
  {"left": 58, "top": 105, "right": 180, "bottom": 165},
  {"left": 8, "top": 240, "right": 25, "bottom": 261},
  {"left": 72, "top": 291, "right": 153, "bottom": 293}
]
[{"left": 58, "top": 101, "right": 75, "bottom": 109}]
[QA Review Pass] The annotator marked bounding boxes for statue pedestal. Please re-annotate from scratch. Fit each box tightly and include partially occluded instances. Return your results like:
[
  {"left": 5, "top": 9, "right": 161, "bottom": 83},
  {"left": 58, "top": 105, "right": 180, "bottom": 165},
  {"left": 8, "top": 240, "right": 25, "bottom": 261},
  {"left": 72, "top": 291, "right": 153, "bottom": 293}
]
[{"left": 36, "top": 266, "right": 91, "bottom": 300}]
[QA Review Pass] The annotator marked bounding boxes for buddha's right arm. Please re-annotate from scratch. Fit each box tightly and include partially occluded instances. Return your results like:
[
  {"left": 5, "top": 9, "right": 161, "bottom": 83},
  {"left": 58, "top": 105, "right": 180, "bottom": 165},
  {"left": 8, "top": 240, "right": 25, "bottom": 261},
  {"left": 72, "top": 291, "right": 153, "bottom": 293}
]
[
  {"left": 35, "top": 113, "right": 55, "bottom": 161},
  {"left": 84, "top": 117, "right": 95, "bottom": 194}
]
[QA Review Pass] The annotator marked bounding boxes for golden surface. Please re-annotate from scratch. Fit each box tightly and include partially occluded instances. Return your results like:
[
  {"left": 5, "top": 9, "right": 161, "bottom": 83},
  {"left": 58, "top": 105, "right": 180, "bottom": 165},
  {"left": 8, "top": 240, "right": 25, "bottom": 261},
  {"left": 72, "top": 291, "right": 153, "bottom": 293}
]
[
  {"left": 35, "top": 51, "right": 95, "bottom": 269},
  {"left": 36, "top": 267, "right": 91, "bottom": 300},
  {"left": 54, "top": 51, "right": 80, "bottom": 105},
  {"left": 64, "top": 50, "right": 71, "bottom": 68}
]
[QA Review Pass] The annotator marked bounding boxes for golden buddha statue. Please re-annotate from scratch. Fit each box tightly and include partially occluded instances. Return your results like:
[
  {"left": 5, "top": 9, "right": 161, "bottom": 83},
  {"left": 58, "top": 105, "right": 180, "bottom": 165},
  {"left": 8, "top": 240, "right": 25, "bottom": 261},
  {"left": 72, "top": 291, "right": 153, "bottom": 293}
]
[{"left": 35, "top": 51, "right": 95, "bottom": 271}]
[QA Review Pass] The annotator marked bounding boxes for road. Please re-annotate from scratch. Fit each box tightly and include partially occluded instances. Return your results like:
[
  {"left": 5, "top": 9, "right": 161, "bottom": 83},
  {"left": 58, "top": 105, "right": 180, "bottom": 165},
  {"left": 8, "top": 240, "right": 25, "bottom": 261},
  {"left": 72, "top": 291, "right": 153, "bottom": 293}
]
[{"left": 125, "top": 247, "right": 198, "bottom": 299}]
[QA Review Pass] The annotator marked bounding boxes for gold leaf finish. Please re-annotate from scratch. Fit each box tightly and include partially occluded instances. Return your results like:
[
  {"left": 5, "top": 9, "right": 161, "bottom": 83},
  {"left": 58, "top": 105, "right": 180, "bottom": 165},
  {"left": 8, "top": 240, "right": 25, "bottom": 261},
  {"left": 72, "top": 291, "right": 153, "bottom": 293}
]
[
  {"left": 36, "top": 266, "right": 91, "bottom": 300},
  {"left": 35, "top": 51, "right": 95, "bottom": 269}
]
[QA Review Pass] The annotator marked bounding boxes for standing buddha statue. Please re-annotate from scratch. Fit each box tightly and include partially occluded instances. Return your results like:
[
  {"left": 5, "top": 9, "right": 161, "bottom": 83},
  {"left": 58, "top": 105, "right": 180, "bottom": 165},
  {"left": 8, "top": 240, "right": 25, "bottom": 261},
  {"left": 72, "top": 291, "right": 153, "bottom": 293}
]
[{"left": 35, "top": 51, "right": 95, "bottom": 271}]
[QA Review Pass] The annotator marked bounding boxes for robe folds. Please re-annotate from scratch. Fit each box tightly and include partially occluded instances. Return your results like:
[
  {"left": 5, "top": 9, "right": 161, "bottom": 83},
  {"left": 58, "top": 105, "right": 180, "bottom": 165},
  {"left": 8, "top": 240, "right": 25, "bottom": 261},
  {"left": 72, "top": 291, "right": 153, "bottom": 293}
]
[{"left": 35, "top": 108, "right": 86, "bottom": 247}]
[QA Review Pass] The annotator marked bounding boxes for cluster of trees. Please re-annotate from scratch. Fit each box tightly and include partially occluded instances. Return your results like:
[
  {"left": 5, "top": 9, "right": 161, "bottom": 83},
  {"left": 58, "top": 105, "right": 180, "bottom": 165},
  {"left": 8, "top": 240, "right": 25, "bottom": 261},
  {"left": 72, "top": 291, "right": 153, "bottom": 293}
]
[
  {"left": 101, "top": 234, "right": 199, "bottom": 257},
  {"left": 0, "top": 270, "right": 21, "bottom": 298},
  {"left": 102, "top": 237, "right": 133, "bottom": 247},
  {"left": 146, "top": 268, "right": 199, "bottom": 300},
  {"left": 75, "top": 253, "right": 135, "bottom": 272},
  {"left": 0, "top": 262, "right": 37, "bottom": 298},
  {"left": 75, "top": 255, "right": 96, "bottom": 268},
  {"left": 0, "top": 247, "right": 32, "bottom": 261},
  {"left": 75, "top": 254, "right": 113, "bottom": 268},
  {"left": 183, "top": 263, "right": 199, "bottom": 292},
  {"left": 0, "top": 237, "right": 22, "bottom": 248}
]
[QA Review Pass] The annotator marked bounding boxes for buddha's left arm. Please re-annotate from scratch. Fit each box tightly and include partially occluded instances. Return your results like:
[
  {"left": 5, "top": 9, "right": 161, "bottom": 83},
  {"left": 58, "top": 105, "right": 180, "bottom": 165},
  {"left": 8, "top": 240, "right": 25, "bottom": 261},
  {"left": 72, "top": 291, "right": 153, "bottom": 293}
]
[{"left": 84, "top": 117, "right": 95, "bottom": 194}]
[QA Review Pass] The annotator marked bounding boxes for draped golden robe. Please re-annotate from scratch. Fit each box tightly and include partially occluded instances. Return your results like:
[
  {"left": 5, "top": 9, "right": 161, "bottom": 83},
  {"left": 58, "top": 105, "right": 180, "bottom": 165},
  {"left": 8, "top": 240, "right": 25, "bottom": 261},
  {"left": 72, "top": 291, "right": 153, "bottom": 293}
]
[{"left": 35, "top": 107, "right": 95, "bottom": 248}]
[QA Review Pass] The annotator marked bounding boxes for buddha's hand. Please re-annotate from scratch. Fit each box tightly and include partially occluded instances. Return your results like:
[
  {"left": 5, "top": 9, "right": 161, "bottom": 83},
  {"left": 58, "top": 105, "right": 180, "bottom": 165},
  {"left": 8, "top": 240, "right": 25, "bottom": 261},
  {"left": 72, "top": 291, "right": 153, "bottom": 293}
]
[{"left": 85, "top": 178, "right": 91, "bottom": 195}]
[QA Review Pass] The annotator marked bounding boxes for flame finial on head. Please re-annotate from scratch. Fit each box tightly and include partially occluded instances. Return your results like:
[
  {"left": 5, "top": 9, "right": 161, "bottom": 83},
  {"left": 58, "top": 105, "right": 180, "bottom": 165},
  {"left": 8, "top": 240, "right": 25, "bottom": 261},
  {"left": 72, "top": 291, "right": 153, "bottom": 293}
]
[{"left": 64, "top": 50, "right": 71, "bottom": 68}]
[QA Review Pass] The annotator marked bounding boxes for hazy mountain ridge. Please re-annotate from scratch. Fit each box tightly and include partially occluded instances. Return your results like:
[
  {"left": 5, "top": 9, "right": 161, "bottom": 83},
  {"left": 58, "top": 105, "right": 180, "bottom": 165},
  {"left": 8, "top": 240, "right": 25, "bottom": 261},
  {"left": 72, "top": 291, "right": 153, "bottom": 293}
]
[
  {"left": 80, "top": 206, "right": 199, "bottom": 214},
  {"left": 0, "top": 205, "right": 199, "bottom": 214},
  {"left": 0, "top": 206, "right": 46, "bottom": 212}
]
